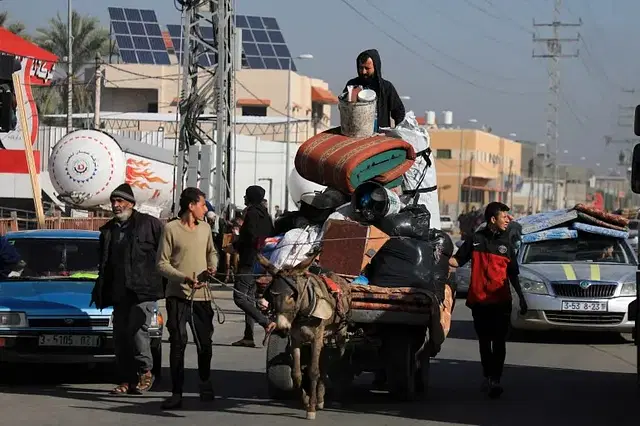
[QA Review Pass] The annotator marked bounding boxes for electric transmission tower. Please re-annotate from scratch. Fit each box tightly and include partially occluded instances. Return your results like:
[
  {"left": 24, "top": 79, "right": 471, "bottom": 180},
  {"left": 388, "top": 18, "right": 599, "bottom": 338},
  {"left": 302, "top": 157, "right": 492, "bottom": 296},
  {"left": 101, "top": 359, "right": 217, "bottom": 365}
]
[
  {"left": 533, "top": 0, "right": 581, "bottom": 210},
  {"left": 175, "top": 0, "right": 236, "bottom": 217}
]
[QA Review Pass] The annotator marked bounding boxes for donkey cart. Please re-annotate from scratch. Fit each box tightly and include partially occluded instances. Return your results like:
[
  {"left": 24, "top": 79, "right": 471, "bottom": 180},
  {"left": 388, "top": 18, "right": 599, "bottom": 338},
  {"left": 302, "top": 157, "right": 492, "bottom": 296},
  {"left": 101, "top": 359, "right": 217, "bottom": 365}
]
[{"left": 266, "top": 284, "right": 445, "bottom": 402}]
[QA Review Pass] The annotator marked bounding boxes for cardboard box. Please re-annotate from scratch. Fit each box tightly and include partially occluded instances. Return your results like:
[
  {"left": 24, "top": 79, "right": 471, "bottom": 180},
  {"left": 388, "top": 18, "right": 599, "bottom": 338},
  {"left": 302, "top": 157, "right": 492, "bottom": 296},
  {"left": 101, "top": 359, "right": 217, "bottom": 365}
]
[{"left": 319, "top": 219, "right": 389, "bottom": 277}]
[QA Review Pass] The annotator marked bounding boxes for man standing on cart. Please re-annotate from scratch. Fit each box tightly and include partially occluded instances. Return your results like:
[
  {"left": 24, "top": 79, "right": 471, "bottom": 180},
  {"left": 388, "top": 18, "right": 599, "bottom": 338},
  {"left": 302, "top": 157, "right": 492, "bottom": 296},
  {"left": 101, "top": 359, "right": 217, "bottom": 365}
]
[
  {"left": 343, "top": 49, "right": 406, "bottom": 128},
  {"left": 449, "top": 202, "right": 528, "bottom": 398}
]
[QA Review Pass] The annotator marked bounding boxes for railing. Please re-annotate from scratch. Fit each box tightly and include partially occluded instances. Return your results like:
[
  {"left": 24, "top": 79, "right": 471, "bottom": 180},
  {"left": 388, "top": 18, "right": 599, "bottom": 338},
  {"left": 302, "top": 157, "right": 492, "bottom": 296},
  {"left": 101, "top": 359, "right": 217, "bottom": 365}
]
[{"left": 0, "top": 215, "right": 170, "bottom": 235}]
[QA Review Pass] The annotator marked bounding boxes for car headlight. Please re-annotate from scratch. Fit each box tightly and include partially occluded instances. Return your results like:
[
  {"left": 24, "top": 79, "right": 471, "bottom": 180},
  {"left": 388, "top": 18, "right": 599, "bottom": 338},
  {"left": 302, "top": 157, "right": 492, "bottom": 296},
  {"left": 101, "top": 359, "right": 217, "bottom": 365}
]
[
  {"left": 0, "top": 312, "right": 28, "bottom": 327},
  {"left": 108, "top": 312, "right": 163, "bottom": 329},
  {"left": 620, "top": 282, "right": 636, "bottom": 297},
  {"left": 520, "top": 277, "right": 548, "bottom": 295}
]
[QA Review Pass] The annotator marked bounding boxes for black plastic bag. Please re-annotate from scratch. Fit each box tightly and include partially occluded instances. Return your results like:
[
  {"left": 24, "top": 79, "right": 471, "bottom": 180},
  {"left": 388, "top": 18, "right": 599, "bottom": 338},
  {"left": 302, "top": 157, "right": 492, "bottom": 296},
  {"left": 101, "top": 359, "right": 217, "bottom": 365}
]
[
  {"left": 367, "top": 238, "right": 441, "bottom": 296},
  {"left": 379, "top": 204, "right": 431, "bottom": 239},
  {"left": 427, "top": 229, "right": 455, "bottom": 292}
]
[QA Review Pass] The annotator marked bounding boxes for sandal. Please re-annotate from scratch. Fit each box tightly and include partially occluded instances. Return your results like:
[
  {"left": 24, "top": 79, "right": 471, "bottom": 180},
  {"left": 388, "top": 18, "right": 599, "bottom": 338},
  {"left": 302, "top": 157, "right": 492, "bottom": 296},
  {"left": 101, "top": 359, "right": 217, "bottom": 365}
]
[
  {"left": 137, "top": 371, "right": 155, "bottom": 392},
  {"left": 110, "top": 384, "right": 130, "bottom": 395}
]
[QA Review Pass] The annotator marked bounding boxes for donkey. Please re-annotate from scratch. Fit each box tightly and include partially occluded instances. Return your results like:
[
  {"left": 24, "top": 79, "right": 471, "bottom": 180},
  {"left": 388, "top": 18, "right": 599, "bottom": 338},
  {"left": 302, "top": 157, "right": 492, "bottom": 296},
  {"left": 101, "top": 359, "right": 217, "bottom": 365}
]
[{"left": 257, "top": 251, "right": 352, "bottom": 420}]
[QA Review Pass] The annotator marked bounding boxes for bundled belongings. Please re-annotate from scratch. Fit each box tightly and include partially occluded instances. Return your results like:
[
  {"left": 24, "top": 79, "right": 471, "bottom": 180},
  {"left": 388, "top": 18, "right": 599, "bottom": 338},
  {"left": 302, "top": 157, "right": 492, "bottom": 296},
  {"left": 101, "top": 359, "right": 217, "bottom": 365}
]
[
  {"left": 515, "top": 204, "right": 631, "bottom": 244},
  {"left": 294, "top": 132, "right": 416, "bottom": 194}
]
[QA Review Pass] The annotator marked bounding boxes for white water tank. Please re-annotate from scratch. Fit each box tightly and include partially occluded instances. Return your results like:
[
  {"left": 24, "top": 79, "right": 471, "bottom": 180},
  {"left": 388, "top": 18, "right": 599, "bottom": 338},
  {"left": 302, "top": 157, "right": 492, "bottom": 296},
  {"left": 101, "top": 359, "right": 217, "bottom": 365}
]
[
  {"left": 442, "top": 110, "right": 453, "bottom": 126},
  {"left": 426, "top": 111, "right": 436, "bottom": 125},
  {"left": 48, "top": 129, "right": 174, "bottom": 214}
]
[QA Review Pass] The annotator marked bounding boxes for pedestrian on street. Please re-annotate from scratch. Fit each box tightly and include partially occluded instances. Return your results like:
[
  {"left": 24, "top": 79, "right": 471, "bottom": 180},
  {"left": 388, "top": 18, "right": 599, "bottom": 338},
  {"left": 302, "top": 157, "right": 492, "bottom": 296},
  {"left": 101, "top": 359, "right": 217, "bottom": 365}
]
[
  {"left": 232, "top": 185, "right": 276, "bottom": 348},
  {"left": 156, "top": 187, "right": 219, "bottom": 410},
  {"left": 448, "top": 202, "right": 527, "bottom": 399},
  {"left": 91, "top": 183, "right": 164, "bottom": 395}
]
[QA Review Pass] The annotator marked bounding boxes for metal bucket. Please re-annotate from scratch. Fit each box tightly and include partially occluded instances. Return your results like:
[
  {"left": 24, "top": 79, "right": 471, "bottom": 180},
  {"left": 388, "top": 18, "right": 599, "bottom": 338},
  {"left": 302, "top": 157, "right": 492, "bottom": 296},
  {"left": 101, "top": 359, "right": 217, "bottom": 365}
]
[{"left": 338, "top": 97, "right": 377, "bottom": 138}]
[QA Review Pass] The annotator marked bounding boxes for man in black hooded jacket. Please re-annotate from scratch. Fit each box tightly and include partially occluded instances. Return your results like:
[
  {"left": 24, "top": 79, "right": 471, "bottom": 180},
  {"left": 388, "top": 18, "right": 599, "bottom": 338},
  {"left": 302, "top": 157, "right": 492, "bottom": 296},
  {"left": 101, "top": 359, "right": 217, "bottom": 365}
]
[
  {"left": 343, "top": 49, "right": 406, "bottom": 128},
  {"left": 232, "top": 185, "right": 276, "bottom": 347}
]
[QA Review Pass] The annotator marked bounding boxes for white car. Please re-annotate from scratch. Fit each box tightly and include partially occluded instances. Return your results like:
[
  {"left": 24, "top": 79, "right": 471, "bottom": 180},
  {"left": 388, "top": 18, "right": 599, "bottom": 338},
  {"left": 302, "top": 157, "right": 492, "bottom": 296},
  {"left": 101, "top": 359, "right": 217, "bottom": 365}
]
[{"left": 440, "top": 215, "right": 453, "bottom": 232}]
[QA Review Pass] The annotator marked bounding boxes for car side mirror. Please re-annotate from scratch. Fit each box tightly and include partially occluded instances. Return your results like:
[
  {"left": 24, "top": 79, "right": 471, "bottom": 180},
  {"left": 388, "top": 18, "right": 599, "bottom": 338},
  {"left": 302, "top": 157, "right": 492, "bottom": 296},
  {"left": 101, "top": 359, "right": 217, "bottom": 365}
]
[
  {"left": 632, "top": 144, "right": 640, "bottom": 194},
  {"left": 635, "top": 105, "right": 640, "bottom": 137}
]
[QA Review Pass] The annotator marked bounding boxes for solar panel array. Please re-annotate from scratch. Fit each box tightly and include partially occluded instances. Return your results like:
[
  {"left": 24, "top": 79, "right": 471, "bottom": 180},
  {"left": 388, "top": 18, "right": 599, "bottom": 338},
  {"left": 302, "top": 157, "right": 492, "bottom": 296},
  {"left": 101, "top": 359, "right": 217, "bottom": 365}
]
[
  {"left": 235, "top": 15, "right": 296, "bottom": 71},
  {"left": 108, "top": 8, "right": 297, "bottom": 71},
  {"left": 108, "top": 7, "right": 171, "bottom": 65}
]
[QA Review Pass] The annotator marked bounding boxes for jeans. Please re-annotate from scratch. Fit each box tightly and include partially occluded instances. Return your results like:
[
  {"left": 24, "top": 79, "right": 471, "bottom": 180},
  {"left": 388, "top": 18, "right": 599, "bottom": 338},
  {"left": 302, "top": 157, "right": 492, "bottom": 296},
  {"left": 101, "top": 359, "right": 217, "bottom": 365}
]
[
  {"left": 233, "top": 266, "right": 269, "bottom": 335},
  {"left": 166, "top": 296, "right": 214, "bottom": 395},
  {"left": 112, "top": 299, "right": 155, "bottom": 385},
  {"left": 471, "top": 303, "right": 511, "bottom": 381}
]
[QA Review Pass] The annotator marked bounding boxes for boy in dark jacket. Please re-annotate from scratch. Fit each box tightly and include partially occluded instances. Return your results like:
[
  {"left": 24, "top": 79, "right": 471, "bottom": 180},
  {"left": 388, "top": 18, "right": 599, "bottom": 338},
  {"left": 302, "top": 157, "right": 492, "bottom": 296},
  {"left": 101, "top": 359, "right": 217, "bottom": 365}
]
[{"left": 232, "top": 185, "right": 276, "bottom": 347}]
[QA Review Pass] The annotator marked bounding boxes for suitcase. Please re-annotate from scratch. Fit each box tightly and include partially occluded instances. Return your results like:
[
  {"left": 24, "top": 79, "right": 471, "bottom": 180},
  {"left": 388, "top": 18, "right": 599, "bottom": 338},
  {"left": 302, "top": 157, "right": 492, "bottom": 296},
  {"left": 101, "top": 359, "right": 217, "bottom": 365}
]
[{"left": 319, "top": 219, "right": 389, "bottom": 277}]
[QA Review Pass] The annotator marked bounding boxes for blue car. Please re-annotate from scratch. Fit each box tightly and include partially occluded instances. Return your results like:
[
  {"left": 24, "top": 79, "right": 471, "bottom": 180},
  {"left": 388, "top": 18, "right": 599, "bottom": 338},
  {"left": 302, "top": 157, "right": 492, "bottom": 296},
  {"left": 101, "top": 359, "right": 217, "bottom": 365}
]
[{"left": 0, "top": 230, "right": 163, "bottom": 373}]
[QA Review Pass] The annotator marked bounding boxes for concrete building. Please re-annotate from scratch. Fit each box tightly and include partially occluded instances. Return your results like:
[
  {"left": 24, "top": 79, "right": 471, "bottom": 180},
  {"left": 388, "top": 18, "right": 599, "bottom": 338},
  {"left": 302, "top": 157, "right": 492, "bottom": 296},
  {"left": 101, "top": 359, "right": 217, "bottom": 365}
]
[
  {"left": 87, "top": 64, "right": 337, "bottom": 142},
  {"left": 430, "top": 129, "right": 522, "bottom": 215}
]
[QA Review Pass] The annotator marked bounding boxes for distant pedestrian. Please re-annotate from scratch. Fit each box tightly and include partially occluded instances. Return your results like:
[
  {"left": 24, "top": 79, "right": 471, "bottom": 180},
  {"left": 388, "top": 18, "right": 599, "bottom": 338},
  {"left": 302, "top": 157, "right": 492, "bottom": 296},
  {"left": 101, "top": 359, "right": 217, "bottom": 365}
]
[
  {"left": 449, "top": 202, "right": 527, "bottom": 398},
  {"left": 91, "top": 183, "right": 164, "bottom": 395},
  {"left": 232, "top": 185, "right": 276, "bottom": 347},
  {"left": 157, "top": 187, "right": 220, "bottom": 409}
]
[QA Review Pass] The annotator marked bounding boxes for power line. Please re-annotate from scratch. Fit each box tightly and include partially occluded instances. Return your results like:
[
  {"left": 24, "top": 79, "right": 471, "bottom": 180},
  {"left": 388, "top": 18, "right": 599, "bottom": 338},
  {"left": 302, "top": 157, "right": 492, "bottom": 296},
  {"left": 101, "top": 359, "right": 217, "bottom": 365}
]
[
  {"left": 532, "top": 0, "right": 581, "bottom": 210},
  {"left": 337, "top": 0, "right": 542, "bottom": 96}
]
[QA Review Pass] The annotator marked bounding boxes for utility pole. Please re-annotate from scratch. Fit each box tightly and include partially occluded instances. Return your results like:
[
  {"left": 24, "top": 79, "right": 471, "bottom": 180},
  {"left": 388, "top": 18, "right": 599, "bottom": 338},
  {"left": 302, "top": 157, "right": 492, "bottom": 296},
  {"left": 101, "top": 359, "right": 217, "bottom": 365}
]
[
  {"left": 507, "top": 158, "right": 514, "bottom": 206},
  {"left": 533, "top": 0, "right": 581, "bottom": 210},
  {"left": 175, "top": 0, "right": 236, "bottom": 218},
  {"left": 66, "top": 0, "right": 73, "bottom": 133},
  {"left": 93, "top": 55, "right": 102, "bottom": 129},
  {"left": 465, "top": 153, "right": 474, "bottom": 212}
]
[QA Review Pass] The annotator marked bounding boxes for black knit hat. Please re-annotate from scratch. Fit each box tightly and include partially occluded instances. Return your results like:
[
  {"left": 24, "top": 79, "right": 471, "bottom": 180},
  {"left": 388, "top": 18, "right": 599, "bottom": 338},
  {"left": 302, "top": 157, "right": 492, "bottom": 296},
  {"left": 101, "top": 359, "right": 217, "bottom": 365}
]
[
  {"left": 245, "top": 185, "right": 265, "bottom": 204},
  {"left": 110, "top": 183, "right": 136, "bottom": 204}
]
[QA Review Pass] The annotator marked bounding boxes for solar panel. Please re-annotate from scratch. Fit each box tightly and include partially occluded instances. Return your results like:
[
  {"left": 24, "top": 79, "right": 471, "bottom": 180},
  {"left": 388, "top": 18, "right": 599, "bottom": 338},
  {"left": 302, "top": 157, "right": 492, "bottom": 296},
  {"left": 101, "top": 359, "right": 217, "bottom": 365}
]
[
  {"left": 238, "top": 15, "right": 296, "bottom": 71},
  {"left": 163, "top": 14, "right": 296, "bottom": 71},
  {"left": 109, "top": 7, "right": 171, "bottom": 65}
]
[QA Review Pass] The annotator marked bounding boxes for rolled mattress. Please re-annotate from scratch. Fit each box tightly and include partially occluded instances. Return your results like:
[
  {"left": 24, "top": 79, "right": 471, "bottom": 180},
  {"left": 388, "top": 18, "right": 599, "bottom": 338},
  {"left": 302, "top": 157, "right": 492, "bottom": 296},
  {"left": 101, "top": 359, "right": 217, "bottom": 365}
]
[{"left": 294, "top": 132, "right": 416, "bottom": 194}]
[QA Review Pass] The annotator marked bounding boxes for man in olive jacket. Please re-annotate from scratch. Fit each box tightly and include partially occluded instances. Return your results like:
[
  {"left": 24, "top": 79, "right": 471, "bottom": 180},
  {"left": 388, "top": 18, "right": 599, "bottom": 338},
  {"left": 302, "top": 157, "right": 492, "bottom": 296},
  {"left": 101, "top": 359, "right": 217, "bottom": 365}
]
[{"left": 91, "top": 183, "right": 164, "bottom": 395}]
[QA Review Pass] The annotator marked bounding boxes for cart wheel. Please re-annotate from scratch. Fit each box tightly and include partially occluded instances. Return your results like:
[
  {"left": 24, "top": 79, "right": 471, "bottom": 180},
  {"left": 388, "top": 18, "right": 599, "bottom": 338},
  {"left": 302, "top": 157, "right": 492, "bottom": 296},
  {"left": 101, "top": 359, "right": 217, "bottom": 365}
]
[
  {"left": 266, "top": 332, "right": 295, "bottom": 400},
  {"left": 386, "top": 335, "right": 417, "bottom": 401},
  {"left": 414, "top": 352, "right": 430, "bottom": 398}
]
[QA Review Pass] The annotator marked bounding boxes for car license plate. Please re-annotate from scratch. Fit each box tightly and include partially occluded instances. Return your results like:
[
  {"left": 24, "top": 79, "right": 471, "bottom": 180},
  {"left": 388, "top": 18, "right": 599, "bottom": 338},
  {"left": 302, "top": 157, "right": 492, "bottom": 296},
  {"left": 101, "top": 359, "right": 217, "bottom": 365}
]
[
  {"left": 38, "top": 335, "right": 100, "bottom": 347},
  {"left": 561, "top": 301, "right": 608, "bottom": 312}
]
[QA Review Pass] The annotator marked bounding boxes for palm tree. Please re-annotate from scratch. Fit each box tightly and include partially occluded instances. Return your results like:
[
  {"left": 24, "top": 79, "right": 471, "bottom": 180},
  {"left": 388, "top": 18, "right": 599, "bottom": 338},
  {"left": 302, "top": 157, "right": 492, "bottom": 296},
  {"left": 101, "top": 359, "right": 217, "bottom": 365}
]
[
  {"left": 33, "top": 11, "right": 110, "bottom": 115},
  {"left": 0, "top": 11, "right": 30, "bottom": 39}
]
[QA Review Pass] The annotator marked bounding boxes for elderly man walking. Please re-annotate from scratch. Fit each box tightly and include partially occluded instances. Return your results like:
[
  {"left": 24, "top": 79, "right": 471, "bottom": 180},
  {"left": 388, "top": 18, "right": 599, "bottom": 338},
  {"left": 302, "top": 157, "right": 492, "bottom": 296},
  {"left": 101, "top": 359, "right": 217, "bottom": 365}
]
[{"left": 91, "top": 183, "right": 165, "bottom": 395}]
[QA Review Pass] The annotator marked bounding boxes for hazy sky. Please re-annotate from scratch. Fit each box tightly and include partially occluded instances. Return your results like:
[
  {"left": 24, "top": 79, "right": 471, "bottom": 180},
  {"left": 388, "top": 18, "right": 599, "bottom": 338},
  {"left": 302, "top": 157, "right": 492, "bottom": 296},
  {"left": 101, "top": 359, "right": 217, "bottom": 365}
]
[{"left": 4, "top": 0, "right": 638, "bottom": 173}]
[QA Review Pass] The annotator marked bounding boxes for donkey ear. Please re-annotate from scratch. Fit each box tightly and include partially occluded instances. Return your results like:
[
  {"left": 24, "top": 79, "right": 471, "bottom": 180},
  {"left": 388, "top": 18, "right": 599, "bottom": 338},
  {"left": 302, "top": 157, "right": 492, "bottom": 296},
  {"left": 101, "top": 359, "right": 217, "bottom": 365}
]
[
  {"left": 292, "top": 247, "right": 322, "bottom": 274},
  {"left": 257, "top": 254, "right": 279, "bottom": 276}
]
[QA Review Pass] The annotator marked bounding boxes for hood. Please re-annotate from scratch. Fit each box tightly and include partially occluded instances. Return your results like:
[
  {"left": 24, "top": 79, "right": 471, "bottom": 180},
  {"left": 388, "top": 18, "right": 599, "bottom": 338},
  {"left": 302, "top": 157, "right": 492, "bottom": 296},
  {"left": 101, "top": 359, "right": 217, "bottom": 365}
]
[
  {"left": 520, "top": 262, "right": 636, "bottom": 284},
  {"left": 357, "top": 49, "right": 382, "bottom": 79},
  {"left": 0, "top": 280, "right": 107, "bottom": 316}
]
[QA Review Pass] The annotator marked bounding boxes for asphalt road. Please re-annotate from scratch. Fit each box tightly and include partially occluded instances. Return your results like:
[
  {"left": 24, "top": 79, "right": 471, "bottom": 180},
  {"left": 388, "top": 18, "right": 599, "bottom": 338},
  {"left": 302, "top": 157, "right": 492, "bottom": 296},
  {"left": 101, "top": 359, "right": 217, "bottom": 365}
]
[{"left": 0, "top": 289, "right": 638, "bottom": 426}]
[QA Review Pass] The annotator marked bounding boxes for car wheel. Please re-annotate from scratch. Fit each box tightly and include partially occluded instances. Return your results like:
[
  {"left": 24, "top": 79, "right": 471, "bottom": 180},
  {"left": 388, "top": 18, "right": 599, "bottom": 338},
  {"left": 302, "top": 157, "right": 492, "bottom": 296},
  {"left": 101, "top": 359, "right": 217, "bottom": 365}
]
[
  {"left": 151, "top": 343, "right": 163, "bottom": 380},
  {"left": 266, "top": 332, "right": 294, "bottom": 399}
]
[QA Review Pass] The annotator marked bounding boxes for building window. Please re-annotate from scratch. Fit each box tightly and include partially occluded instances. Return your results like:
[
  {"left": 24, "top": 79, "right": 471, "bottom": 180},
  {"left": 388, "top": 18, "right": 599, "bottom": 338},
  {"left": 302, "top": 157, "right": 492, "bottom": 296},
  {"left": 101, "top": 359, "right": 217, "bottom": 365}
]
[
  {"left": 460, "top": 189, "right": 484, "bottom": 203},
  {"left": 242, "top": 106, "right": 267, "bottom": 116},
  {"left": 148, "top": 102, "right": 158, "bottom": 113},
  {"left": 436, "top": 149, "right": 452, "bottom": 159}
]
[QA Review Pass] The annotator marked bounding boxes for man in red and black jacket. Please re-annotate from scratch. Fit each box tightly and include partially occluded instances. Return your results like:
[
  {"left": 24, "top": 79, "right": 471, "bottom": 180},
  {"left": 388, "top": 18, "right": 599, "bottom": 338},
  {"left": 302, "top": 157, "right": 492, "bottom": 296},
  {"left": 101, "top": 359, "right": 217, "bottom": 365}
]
[{"left": 449, "top": 202, "right": 528, "bottom": 399}]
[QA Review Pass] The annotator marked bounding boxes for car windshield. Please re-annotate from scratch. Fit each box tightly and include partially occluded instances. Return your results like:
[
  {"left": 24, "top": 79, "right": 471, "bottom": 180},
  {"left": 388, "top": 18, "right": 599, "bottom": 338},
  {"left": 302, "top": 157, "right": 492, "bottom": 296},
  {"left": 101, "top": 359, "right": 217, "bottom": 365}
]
[
  {"left": 522, "top": 235, "right": 635, "bottom": 265},
  {"left": 6, "top": 238, "right": 99, "bottom": 279}
]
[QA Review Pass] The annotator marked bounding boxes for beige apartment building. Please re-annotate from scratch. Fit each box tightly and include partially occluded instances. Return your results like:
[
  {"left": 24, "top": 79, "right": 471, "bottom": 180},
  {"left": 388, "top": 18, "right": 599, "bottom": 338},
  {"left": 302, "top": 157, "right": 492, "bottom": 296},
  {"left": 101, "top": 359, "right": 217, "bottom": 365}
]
[
  {"left": 430, "top": 129, "right": 522, "bottom": 215},
  {"left": 89, "top": 62, "right": 338, "bottom": 141}
]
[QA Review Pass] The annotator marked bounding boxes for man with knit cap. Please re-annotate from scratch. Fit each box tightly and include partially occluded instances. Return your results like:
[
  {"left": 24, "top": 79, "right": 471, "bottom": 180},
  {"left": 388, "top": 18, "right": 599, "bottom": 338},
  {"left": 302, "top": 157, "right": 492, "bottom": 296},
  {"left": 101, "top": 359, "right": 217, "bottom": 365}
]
[
  {"left": 92, "top": 183, "right": 164, "bottom": 395},
  {"left": 232, "top": 185, "right": 275, "bottom": 347}
]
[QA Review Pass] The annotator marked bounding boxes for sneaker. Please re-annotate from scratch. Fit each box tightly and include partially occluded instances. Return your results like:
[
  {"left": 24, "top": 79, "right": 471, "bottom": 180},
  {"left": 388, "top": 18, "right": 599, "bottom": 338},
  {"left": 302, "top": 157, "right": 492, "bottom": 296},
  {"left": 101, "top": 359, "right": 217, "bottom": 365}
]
[
  {"left": 199, "top": 380, "right": 215, "bottom": 402},
  {"left": 161, "top": 394, "right": 183, "bottom": 410},
  {"left": 231, "top": 338, "right": 256, "bottom": 348},
  {"left": 488, "top": 380, "right": 504, "bottom": 399}
]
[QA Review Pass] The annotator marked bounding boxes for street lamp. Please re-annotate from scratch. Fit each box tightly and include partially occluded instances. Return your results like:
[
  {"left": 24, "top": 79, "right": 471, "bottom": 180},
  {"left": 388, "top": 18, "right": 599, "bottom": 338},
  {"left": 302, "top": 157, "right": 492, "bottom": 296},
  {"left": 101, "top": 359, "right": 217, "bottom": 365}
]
[
  {"left": 284, "top": 53, "right": 313, "bottom": 211},
  {"left": 455, "top": 118, "right": 478, "bottom": 219}
]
